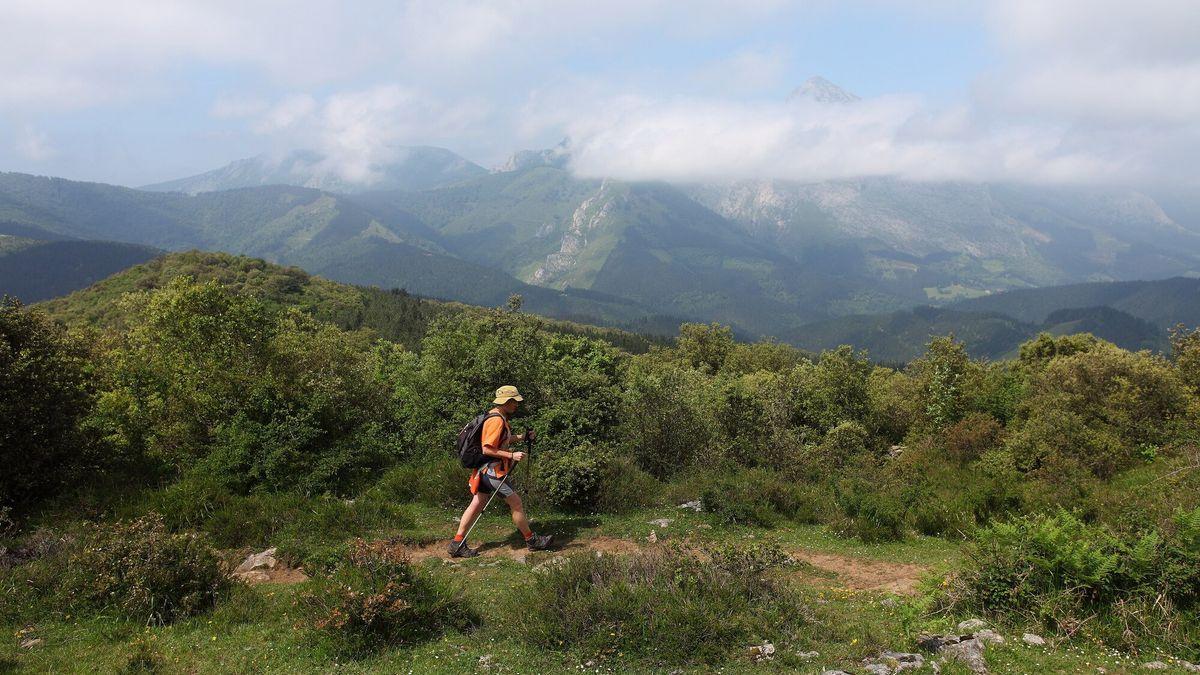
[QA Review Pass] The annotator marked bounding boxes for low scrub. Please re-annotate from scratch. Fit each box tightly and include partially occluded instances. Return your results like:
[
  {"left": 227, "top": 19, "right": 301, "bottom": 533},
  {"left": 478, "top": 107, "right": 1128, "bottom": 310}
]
[
  {"left": 299, "top": 539, "right": 476, "bottom": 655},
  {"left": 950, "top": 509, "right": 1200, "bottom": 655},
  {"left": 515, "top": 543, "right": 808, "bottom": 666},
  {"left": 701, "top": 468, "right": 830, "bottom": 527},
  {"left": 60, "top": 514, "right": 226, "bottom": 624}
]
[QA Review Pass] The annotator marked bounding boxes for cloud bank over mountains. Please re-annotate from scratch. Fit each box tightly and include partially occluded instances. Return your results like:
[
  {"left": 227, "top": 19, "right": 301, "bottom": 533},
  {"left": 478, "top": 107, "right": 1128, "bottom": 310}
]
[{"left": 1, "top": 0, "right": 1197, "bottom": 188}]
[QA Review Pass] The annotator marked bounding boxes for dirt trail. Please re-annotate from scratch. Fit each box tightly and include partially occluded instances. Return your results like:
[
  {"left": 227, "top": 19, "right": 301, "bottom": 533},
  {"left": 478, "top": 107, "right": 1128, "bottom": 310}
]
[
  {"left": 403, "top": 535, "right": 641, "bottom": 563},
  {"left": 243, "top": 535, "right": 927, "bottom": 595},
  {"left": 790, "top": 550, "right": 927, "bottom": 595}
]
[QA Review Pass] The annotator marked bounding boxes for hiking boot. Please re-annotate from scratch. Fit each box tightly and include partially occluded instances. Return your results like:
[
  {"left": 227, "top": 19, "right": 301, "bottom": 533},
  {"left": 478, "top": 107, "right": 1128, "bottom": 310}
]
[
  {"left": 525, "top": 534, "right": 553, "bottom": 551},
  {"left": 447, "top": 540, "right": 479, "bottom": 558}
]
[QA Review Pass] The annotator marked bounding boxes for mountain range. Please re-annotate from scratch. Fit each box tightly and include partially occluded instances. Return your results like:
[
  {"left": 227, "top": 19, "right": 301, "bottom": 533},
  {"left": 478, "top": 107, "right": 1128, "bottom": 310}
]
[{"left": 5, "top": 87, "right": 1200, "bottom": 358}]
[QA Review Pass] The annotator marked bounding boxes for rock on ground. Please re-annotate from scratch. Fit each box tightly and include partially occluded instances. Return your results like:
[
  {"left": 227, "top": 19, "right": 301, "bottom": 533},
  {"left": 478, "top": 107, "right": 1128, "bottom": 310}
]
[
  {"left": 677, "top": 500, "right": 702, "bottom": 512},
  {"left": 863, "top": 651, "right": 924, "bottom": 674},
  {"left": 974, "top": 629, "right": 1005, "bottom": 645},
  {"left": 747, "top": 641, "right": 775, "bottom": 662},
  {"left": 1142, "top": 663, "right": 1169, "bottom": 670},
  {"left": 647, "top": 518, "right": 672, "bottom": 528},
  {"left": 234, "top": 547, "right": 277, "bottom": 574},
  {"left": 957, "top": 619, "right": 987, "bottom": 632},
  {"left": 1022, "top": 633, "right": 1046, "bottom": 646},
  {"left": 941, "top": 638, "right": 988, "bottom": 674}
]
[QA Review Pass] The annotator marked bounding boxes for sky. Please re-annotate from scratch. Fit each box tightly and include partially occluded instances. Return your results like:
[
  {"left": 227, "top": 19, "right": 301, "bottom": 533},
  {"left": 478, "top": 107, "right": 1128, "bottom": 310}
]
[{"left": 1, "top": 0, "right": 1198, "bottom": 189}]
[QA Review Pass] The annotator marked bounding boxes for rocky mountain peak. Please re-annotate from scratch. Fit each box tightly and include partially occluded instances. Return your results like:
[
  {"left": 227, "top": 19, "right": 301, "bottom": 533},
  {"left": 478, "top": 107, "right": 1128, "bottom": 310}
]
[
  {"left": 787, "top": 76, "right": 860, "bottom": 104},
  {"left": 495, "top": 138, "right": 572, "bottom": 173}
]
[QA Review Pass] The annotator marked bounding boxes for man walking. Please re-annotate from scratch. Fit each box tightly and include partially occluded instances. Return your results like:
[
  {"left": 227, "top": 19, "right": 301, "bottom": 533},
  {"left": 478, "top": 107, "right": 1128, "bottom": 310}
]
[{"left": 448, "top": 385, "right": 553, "bottom": 557}]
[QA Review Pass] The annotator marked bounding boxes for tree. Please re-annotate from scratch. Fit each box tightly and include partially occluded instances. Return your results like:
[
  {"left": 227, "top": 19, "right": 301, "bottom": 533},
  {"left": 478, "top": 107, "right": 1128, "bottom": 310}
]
[
  {"left": 675, "top": 322, "right": 735, "bottom": 373},
  {"left": 0, "top": 299, "right": 94, "bottom": 510}
]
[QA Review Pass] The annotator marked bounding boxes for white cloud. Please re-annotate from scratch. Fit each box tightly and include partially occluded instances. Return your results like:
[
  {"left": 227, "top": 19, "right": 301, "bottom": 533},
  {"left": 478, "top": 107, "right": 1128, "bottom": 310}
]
[
  {"left": 222, "top": 85, "right": 490, "bottom": 185},
  {"left": 561, "top": 94, "right": 1133, "bottom": 184},
  {"left": 15, "top": 125, "right": 56, "bottom": 161},
  {"left": 984, "top": 0, "right": 1200, "bottom": 125}
]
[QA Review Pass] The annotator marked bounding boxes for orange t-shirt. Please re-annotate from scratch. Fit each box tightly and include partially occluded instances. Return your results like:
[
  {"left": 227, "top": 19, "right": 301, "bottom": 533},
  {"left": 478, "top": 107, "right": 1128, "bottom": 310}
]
[{"left": 479, "top": 409, "right": 511, "bottom": 478}]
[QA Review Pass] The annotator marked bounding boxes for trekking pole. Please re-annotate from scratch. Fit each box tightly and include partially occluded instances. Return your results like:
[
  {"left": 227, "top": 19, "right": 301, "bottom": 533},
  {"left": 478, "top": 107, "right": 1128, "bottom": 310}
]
[{"left": 459, "top": 427, "right": 534, "bottom": 545}]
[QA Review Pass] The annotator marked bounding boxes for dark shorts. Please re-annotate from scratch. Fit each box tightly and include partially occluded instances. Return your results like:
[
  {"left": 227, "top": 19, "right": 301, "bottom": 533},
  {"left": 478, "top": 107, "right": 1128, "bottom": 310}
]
[{"left": 477, "top": 473, "right": 515, "bottom": 498}]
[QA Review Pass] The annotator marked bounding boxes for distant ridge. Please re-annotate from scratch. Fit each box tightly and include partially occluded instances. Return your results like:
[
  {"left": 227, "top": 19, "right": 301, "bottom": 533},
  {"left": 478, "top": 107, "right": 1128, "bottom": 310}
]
[{"left": 142, "top": 146, "right": 486, "bottom": 195}]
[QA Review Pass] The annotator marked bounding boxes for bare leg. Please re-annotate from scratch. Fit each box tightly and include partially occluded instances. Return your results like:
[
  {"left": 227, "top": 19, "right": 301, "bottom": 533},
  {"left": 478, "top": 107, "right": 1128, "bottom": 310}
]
[
  {"left": 505, "top": 493, "right": 533, "bottom": 538},
  {"left": 455, "top": 492, "right": 488, "bottom": 539}
]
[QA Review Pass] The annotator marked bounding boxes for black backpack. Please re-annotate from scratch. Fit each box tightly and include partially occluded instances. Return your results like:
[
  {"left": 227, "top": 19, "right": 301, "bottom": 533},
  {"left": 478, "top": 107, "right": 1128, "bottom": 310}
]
[{"left": 454, "top": 412, "right": 504, "bottom": 469}]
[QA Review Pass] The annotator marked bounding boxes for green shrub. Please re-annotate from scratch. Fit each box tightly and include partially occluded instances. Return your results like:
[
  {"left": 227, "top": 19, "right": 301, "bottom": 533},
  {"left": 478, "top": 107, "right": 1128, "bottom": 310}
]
[
  {"left": 592, "top": 454, "right": 662, "bottom": 514},
  {"left": 527, "top": 445, "right": 603, "bottom": 512},
  {"left": 368, "top": 456, "right": 466, "bottom": 508},
  {"left": 90, "top": 278, "right": 396, "bottom": 495},
  {"left": 60, "top": 515, "right": 226, "bottom": 624},
  {"left": 943, "top": 413, "right": 1004, "bottom": 464},
  {"left": 515, "top": 544, "right": 807, "bottom": 666},
  {"left": 0, "top": 299, "right": 96, "bottom": 511},
  {"left": 701, "top": 468, "right": 827, "bottom": 526},
  {"left": 300, "top": 539, "right": 476, "bottom": 655},
  {"left": 621, "top": 354, "right": 718, "bottom": 478},
  {"left": 134, "top": 478, "right": 413, "bottom": 569},
  {"left": 834, "top": 461, "right": 907, "bottom": 542},
  {"left": 952, "top": 509, "right": 1200, "bottom": 653},
  {"left": 813, "top": 420, "right": 872, "bottom": 471},
  {"left": 1007, "top": 342, "right": 1190, "bottom": 479},
  {"left": 792, "top": 346, "right": 873, "bottom": 431}
]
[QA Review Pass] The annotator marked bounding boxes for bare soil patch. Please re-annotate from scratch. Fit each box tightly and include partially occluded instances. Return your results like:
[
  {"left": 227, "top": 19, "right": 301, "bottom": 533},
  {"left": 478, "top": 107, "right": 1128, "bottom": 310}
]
[{"left": 790, "top": 549, "right": 927, "bottom": 595}]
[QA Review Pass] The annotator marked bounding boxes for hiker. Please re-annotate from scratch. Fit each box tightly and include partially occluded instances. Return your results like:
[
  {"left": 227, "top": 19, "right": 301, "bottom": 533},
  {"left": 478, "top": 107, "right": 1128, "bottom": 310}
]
[{"left": 448, "top": 385, "right": 553, "bottom": 557}]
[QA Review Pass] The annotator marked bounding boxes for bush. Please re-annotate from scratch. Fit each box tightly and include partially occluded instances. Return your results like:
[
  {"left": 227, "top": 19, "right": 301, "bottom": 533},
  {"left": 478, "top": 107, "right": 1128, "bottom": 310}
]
[
  {"left": 943, "top": 413, "right": 1004, "bottom": 464},
  {"left": 812, "top": 420, "right": 872, "bottom": 471},
  {"left": 91, "top": 278, "right": 396, "bottom": 495},
  {"left": 951, "top": 509, "right": 1200, "bottom": 653},
  {"left": 300, "top": 539, "right": 476, "bottom": 655},
  {"left": 1007, "top": 342, "right": 1190, "bottom": 479},
  {"left": 621, "top": 355, "right": 718, "bottom": 478},
  {"left": 592, "top": 454, "right": 662, "bottom": 514},
  {"left": 133, "top": 478, "right": 413, "bottom": 570},
  {"left": 527, "top": 445, "right": 603, "bottom": 512},
  {"left": 834, "top": 460, "right": 907, "bottom": 542},
  {"left": 60, "top": 514, "right": 226, "bottom": 624},
  {"left": 0, "top": 299, "right": 95, "bottom": 511},
  {"left": 515, "top": 543, "right": 807, "bottom": 666},
  {"left": 701, "top": 468, "right": 828, "bottom": 526},
  {"left": 368, "top": 456, "right": 466, "bottom": 508}
]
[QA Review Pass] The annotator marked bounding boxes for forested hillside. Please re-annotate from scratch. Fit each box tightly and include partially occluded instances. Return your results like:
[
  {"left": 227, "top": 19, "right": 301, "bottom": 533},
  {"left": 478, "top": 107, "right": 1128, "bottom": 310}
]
[
  {"left": 38, "top": 251, "right": 665, "bottom": 353},
  {"left": 0, "top": 237, "right": 159, "bottom": 303},
  {"left": 3, "top": 255, "right": 1198, "bottom": 672},
  {"left": 791, "top": 304, "right": 1169, "bottom": 362}
]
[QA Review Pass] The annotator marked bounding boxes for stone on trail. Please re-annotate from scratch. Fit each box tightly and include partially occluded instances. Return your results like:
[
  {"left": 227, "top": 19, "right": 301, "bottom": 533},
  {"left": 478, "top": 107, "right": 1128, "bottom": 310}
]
[
  {"left": 974, "top": 629, "right": 1005, "bottom": 645},
  {"left": 1022, "top": 633, "right": 1046, "bottom": 646},
  {"left": 1178, "top": 660, "right": 1200, "bottom": 672},
  {"left": 941, "top": 638, "right": 988, "bottom": 674},
  {"left": 648, "top": 518, "right": 672, "bottom": 528},
  {"left": 234, "top": 547, "right": 278, "bottom": 574},
  {"left": 747, "top": 641, "right": 775, "bottom": 662},
  {"left": 647, "top": 530, "right": 658, "bottom": 544},
  {"left": 957, "top": 618, "right": 987, "bottom": 632}
]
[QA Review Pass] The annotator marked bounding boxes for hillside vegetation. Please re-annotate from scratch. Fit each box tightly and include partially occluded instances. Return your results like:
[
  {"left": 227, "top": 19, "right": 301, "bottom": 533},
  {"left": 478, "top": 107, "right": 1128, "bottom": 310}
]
[
  {"left": 37, "top": 251, "right": 665, "bottom": 354},
  {"left": 3, "top": 252, "right": 1199, "bottom": 672},
  {"left": 8, "top": 165, "right": 1200, "bottom": 347}
]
